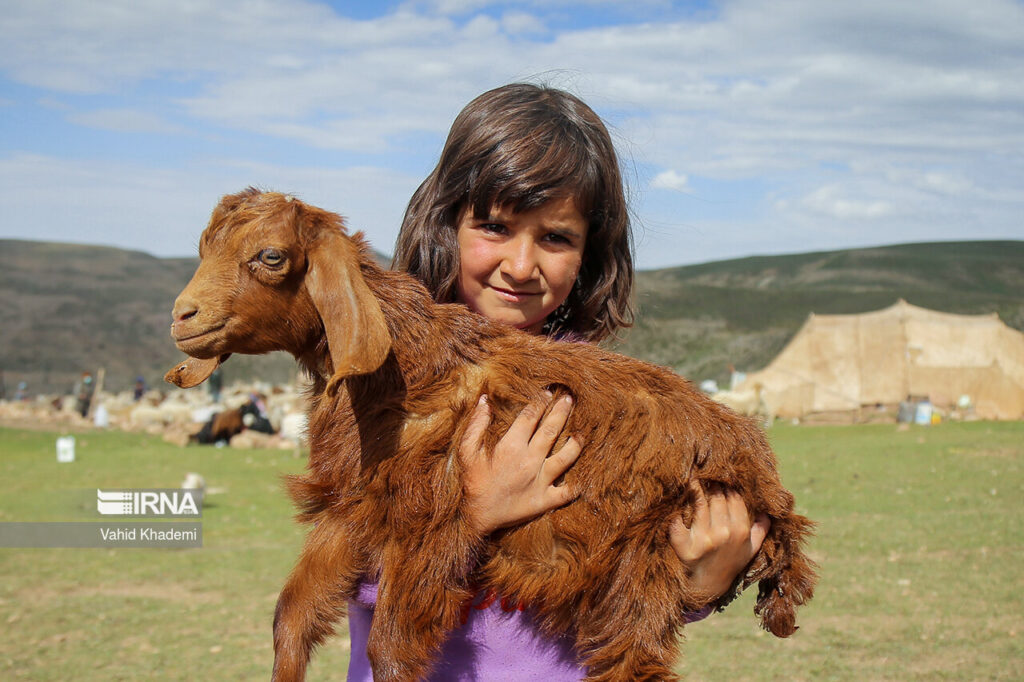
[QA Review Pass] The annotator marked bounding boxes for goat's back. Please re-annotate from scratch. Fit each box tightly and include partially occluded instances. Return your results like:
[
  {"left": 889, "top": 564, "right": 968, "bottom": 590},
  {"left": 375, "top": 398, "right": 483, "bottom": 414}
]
[{"left": 472, "top": 335, "right": 778, "bottom": 503}]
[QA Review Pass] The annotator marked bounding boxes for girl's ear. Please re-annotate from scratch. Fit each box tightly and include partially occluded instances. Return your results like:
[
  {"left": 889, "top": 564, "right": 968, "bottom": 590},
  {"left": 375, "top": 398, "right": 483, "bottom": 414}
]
[{"left": 305, "top": 230, "right": 391, "bottom": 392}]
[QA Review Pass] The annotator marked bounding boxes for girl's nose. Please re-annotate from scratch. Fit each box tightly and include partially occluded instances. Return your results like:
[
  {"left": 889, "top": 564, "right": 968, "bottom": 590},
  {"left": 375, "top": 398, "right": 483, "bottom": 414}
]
[{"left": 500, "top": 237, "right": 539, "bottom": 282}]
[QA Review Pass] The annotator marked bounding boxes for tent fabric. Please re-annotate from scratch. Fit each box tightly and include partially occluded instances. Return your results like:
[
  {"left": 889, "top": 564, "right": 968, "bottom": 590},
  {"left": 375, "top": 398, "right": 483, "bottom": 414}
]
[{"left": 738, "top": 300, "right": 1024, "bottom": 420}]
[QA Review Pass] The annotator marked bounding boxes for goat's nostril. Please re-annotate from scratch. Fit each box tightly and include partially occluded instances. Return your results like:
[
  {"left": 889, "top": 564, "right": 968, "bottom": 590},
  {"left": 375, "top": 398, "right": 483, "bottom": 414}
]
[{"left": 172, "top": 302, "right": 199, "bottom": 323}]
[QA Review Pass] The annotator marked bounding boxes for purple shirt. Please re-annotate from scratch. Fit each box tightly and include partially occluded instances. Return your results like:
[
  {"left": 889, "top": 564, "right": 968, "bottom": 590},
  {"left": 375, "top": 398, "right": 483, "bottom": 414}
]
[{"left": 345, "top": 581, "right": 712, "bottom": 680}]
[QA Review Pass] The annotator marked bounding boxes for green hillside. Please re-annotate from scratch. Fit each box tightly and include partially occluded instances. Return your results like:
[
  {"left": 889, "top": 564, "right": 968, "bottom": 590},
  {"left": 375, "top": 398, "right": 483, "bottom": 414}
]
[
  {"left": 2, "top": 238, "right": 1022, "bottom": 395},
  {"left": 1, "top": 240, "right": 204, "bottom": 397},
  {"left": 619, "top": 241, "right": 1024, "bottom": 386}
]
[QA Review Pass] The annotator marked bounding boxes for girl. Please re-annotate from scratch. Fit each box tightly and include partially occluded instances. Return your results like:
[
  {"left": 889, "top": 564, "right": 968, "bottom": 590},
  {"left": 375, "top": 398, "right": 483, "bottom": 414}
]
[{"left": 347, "top": 83, "right": 769, "bottom": 680}]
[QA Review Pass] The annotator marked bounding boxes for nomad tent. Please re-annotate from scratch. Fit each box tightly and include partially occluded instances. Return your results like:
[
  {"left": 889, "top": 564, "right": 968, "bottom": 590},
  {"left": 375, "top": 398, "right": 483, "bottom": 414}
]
[{"left": 739, "top": 300, "right": 1024, "bottom": 420}]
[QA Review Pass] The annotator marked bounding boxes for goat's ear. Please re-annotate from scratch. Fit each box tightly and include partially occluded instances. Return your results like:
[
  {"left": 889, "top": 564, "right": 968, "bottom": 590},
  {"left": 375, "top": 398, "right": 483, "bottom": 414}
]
[
  {"left": 164, "top": 354, "right": 230, "bottom": 388},
  {"left": 305, "top": 230, "right": 391, "bottom": 391}
]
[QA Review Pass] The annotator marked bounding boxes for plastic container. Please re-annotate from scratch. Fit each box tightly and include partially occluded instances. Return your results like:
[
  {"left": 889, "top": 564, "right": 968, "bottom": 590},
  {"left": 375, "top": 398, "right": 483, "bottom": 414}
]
[
  {"left": 914, "top": 400, "right": 933, "bottom": 426},
  {"left": 56, "top": 435, "right": 76, "bottom": 463}
]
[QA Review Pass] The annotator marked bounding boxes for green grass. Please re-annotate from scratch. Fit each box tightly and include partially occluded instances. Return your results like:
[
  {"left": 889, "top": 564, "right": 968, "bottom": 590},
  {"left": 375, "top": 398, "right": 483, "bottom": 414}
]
[
  {"left": 0, "top": 427, "right": 346, "bottom": 681},
  {"left": 681, "top": 421, "right": 1024, "bottom": 681},
  {"left": 1, "top": 421, "right": 1022, "bottom": 680}
]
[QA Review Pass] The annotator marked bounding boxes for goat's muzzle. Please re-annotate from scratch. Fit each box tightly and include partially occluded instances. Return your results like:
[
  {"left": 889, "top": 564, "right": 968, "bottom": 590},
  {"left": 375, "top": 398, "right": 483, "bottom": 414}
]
[{"left": 171, "top": 321, "right": 228, "bottom": 351}]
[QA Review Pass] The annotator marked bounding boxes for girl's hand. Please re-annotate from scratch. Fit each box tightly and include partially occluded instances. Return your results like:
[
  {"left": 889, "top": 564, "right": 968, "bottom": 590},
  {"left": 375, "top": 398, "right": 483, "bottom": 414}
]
[
  {"left": 669, "top": 483, "right": 771, "bottom": 602},
  {"left": 460, "top": 392, "right": 581, "bottom": 535}
]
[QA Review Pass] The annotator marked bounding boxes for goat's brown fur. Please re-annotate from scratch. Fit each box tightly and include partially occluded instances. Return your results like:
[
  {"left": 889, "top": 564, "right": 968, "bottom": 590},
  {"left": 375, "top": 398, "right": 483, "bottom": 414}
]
[{"left": 167, "top": 189, "right": 817, "bottom": 681}]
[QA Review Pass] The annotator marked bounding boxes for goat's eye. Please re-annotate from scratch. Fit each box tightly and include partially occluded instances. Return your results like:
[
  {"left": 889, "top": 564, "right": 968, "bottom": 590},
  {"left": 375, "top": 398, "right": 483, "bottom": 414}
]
[{"left": 258, "top": 249, "right": 285, "bottom": 267}]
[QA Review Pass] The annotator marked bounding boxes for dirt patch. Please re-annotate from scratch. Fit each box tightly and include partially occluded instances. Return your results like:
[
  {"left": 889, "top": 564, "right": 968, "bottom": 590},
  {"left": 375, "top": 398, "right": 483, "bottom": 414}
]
[
  {"left": 949, "top": 446, "right": 1020, "bottom": 459},
  {"left": 0, "top": 416, "right": 96, "bottom": 432},
  {"left": 18, "top": 582, "right": 223, "bottom": 605}
]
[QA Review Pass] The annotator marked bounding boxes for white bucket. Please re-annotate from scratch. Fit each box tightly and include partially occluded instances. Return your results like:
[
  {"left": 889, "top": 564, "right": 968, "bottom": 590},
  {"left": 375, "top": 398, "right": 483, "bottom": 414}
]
[
  {"left": 93, "top": 404, "right": 109, "bottom": 428},
  {"left": 914, "top": 401, "right": 933, "bottom": 426},
  {"left": 56, "top": 435, "right": 76, "bottom": 463}
]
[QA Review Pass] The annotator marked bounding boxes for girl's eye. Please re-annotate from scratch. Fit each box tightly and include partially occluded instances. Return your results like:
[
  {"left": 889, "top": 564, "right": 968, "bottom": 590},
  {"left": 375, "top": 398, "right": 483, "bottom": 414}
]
[
  {"left": 258, "top": 249, "right": 285, "bottom": 266},
  {"left": 543, "top": 233, "right": 571, "bottom": 245},
  {"left": 479, "top": 223, "right": 508, "bottom": 235}
]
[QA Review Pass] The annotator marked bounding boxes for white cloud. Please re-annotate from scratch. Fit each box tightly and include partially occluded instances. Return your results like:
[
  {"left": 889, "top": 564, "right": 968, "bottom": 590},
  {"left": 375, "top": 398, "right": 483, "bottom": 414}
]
[
  {"left": 68, "top": 109, "right": 187, "bottom": 135},
  {"left": 1, "top": 0, "right": 1022, "bottom": 267},
  {"left": 799, "top": 184, "right": 895, "bottom": 221},
  {"left": 884, "top": 168, "right": 977, "bottom": 198},
  {"left": 0, "top": 154, "right": 420, "bottom": 258},
  {"left": 651, "top": 169, "right": 690, "bottom": 192},
  {"left": 501, "top": 11, "right": 547, "bottom": 35},
  {"left": 419, "top": 0, "right": 495, "bottom": 15}
]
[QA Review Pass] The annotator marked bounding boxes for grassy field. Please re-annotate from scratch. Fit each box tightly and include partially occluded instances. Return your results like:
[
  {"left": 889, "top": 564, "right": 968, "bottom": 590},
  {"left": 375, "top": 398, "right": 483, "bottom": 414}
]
[{"left": 1, "top": 421, "right": 1021, "bottom": 681}]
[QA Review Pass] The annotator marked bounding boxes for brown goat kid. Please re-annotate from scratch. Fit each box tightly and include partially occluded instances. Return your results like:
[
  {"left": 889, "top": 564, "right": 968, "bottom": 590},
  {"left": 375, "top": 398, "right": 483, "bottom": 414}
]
[{"left": 166, "top": 189, "right": 816, "bottom": 682}]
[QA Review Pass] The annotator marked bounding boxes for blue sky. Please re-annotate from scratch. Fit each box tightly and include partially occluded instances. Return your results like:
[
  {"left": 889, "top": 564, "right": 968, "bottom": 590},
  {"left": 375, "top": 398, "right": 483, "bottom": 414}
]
[{"left": 1, "top": 0, "right": 1022, "bottom": 269}]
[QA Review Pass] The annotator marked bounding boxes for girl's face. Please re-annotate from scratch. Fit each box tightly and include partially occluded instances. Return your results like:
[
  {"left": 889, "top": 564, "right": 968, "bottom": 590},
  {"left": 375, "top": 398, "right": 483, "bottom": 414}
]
[{"left": 456, "top": 196, "right": 587, "bottom": 334}]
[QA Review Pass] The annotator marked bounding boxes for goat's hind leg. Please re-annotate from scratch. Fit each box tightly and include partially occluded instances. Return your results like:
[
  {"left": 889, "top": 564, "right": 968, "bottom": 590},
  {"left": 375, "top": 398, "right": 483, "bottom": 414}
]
[
  {"left": 272, "top": 520, "right": 361, "bottom": 682},
  {"left": 752, "top": 511, "right": 817, "bottom": 637}
]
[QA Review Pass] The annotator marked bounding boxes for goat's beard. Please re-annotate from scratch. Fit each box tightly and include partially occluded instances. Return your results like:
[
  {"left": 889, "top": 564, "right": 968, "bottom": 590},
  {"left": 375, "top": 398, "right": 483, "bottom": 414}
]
[{"left": 164, "top": 354, "right": 231, "bottom": 388}]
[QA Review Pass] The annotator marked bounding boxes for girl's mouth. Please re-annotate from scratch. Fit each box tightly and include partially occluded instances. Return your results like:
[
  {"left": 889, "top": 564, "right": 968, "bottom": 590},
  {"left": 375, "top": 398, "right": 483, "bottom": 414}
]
[{"left": 491, "top": 286, "right": 541, "bottom": 303}]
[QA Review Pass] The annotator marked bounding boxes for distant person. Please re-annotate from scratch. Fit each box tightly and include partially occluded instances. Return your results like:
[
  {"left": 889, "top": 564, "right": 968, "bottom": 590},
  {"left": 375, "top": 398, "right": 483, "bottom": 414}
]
[
  {"left": 241, "top": 393, "right": 274, "bottom": 434},
  {"left": 74, "top": 372, "right": 94, "bottom": 417},
  {"left": 15, "top": 381, "right": 28, "bottom": 402},
  {"left": 207, "top": 366, "right": 223, "bottom": 403},
  {"left": 191, "top": 394, "right": 274, "bottom": 445},
  {"left": 133, "top": 375, "right": 147, "bottom": 401}
]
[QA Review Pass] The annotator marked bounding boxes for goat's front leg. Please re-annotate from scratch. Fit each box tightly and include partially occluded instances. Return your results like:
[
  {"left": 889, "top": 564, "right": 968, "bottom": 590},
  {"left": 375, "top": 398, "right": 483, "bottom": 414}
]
[
  {"left": 365, "top": 524, "right": 479, "bottom": 682},
  {"left": 272, "top": 519, "right": 361, "bottom": 682}
]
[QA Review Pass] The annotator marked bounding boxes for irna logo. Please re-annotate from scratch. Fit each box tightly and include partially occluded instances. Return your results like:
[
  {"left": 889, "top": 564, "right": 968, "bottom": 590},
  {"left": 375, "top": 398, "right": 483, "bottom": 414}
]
[{"left": 96, "top": 489, "right": 202, "bottom": 517}]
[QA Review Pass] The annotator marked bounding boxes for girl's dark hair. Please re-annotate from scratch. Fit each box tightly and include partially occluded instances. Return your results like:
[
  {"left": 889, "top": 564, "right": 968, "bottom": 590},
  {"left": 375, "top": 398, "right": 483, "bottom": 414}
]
[{"left": 392, "top": 83, "right": 634, "bottom": 343}]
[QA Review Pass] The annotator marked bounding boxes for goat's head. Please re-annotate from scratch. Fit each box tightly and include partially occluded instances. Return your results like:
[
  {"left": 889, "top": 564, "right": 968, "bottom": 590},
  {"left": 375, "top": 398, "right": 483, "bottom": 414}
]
[{"left": 165, "top": 188, "right": 391, "bottom": 390}]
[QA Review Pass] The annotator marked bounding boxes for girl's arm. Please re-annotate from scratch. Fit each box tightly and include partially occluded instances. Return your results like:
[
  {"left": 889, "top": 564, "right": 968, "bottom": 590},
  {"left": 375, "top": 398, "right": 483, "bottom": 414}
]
[{"left": 459, "top": 394, "right": 768, "bottom": 602}]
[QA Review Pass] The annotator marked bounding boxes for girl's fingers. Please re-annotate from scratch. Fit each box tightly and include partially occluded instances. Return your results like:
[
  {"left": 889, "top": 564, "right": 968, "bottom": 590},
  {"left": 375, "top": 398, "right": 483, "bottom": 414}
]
[
  {"left": 544, "top": 435, "right": 581, "bottom": 483},
  {"left": 459, "top": 394, "right": 491, "bottom": 463},
  {"left": 669, "top": 514, "right": 688, "bottom": 539},
  {"left": 686, "top": 481, "right": 710, "bottom": 531},
  {"left": 535, "top": 435, "right": 582, "bottom": 512},
  {"left": 504, "top": 391, "right": 554, "bottom": 444},
  {"left": 724, "top": 489, "right": 751, "bottom": 534},
  {"left": 545, "top": 481, "right": 578, "bottom": 508},
  {"left": 690, "top": 481, "right": 708, "bottom": 517},
  {"left": 707, "top": 485, "right": 729, "bottom": 529},
  {"left": 530, "top": 394, "right": 574, "bottom": 455},
  {"left": 670, "top": 482, "right": 706, "bottom": 561},
  {"left": 667, "top": 513, "right": 693, "bottom": 561},
  {"left": 539, "top": 436, "right": 581, "bottom": 509},
  {"left": 750, "top": 514, "right": 771, "bottom": 553}
]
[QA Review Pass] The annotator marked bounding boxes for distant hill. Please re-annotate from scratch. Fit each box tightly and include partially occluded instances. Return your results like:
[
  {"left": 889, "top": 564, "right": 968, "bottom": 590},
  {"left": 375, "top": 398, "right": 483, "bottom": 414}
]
[
  {"left": 0, "top": 239, "right": 387, "bottom": 396},
  {"left": 2, "top": 238, "right": 1021, "bottom": 396},
  {"left": 619, "top": 240, "right": 1024, "bottom": 386}
]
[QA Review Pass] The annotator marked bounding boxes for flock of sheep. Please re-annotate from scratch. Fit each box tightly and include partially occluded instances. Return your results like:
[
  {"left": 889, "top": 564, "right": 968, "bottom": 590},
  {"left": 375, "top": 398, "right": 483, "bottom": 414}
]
[{"left": 0, "top": 380, "right": 308, "bottom": 449}]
